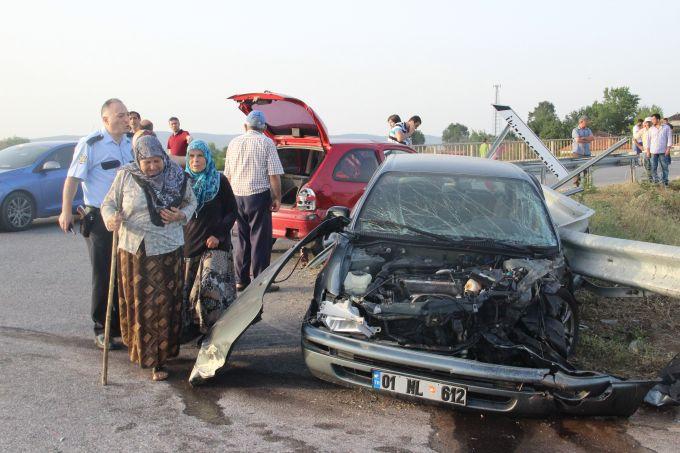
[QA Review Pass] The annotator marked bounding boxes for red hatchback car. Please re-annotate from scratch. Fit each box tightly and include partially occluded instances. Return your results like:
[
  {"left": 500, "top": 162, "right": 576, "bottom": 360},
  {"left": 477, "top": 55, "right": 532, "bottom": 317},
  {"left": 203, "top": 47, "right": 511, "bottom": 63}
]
[{"left": 229, "top": 92, "right": 415, "bottom": 244}]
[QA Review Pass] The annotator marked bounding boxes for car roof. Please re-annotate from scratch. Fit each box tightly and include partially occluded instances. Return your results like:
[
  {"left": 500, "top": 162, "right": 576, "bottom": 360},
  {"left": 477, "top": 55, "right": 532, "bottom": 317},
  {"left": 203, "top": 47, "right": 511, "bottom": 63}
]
[
  {"left": 380, "top": 154, "right": 532, "bottom": 181},
  {"left": 328, "top": 138, "right": 409, "bottom": 145},
  {"left": 29, "top": 140, "right": 78, "bottom": 147}
]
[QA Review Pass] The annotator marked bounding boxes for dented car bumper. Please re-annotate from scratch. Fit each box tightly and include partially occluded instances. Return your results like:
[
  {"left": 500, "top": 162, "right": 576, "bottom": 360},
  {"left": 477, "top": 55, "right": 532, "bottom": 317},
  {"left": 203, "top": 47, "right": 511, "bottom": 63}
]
[{"left": 302, "top": 325, "right": 657, "bottom": 416}]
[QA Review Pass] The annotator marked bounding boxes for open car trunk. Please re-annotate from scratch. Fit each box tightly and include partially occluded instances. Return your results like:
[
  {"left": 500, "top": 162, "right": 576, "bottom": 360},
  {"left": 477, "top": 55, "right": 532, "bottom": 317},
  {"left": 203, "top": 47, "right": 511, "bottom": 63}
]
[{"left": 277, "top": 147, "right": 324, "bottom": 206}]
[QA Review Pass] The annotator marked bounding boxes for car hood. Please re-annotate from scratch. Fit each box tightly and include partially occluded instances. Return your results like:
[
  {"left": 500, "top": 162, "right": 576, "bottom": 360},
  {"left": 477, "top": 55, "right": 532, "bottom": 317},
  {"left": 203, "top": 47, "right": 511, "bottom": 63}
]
[
  {"left": 229, "top": 92, "right": 331, "bottom": 151},
  {"left": 0, "top": 167, "right": 29, "bottom": 178},
  {"left": 189, "top": 215, "right": 348, "bottom": 385}
]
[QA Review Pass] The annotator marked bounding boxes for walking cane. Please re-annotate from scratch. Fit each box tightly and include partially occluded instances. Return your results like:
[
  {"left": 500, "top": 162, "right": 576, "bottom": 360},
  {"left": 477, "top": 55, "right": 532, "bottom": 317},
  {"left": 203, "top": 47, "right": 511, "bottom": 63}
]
[{"left": 101, "top": 228, "right": 118, "bottom": 386}]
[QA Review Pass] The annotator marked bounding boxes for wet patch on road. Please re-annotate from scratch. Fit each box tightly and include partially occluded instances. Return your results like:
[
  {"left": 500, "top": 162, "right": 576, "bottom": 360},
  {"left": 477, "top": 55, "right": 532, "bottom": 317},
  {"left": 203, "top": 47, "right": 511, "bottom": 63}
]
[
  {"left": 429, "top": 409, "right": 523, "bottom": 452},
  {"left": 556, "top": 418, "right": 654, "bottom": 452},
  {"left": 0, "top": 325, "right": 94, "bottom": 350},
  {"left": 114, "top": 422, "right": 137, "bottom": 433},
  {"left": 166, "top": 359, "right": 232, "bottom": 427},
  {"left": 258, "top": 428, "right": 316, "bottom": 452}
]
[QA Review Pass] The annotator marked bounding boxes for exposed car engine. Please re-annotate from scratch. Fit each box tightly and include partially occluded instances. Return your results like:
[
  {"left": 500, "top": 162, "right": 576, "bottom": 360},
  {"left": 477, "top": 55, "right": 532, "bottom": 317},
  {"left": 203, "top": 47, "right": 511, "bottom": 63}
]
[{"left": 315, "top": 242, "right": 577, "bottom": 369}]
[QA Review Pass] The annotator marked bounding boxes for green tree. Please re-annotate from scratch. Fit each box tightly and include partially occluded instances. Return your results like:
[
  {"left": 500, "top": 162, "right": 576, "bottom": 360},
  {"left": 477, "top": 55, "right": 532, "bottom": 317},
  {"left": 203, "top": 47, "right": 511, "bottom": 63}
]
[
  {"left": 469, "top": 130, "right": 495, "bottom": 142},
  {"left": 566, "top": 87, "right": 639, "bottom": 135},
  {"left": 527, "top": 101, "right": 568, "bottom": 138},
  {"left": 635, "top": 105, "right": 664, "bottom": 122},
  {"left": 411, "top": 130, "right": 425, "bottom": 145},
  {"left": 0, "top": 136, "right": 30, "bottom": 150},
  {"left": 207, "top": 142, "right": 225, "bottom": 171},
  {"left": 442, "top": 123, "right": 469, "bottom": 143},
  {"left": 591, "top": 87, "right": 639, "bottom": 134}
]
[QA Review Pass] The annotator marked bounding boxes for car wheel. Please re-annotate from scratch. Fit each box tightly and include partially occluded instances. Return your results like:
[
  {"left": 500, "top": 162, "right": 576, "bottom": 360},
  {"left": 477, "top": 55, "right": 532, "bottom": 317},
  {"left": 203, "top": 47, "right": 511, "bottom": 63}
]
[
  {"left": 557, "top": 290, "right": 580, "bottom": 357},
  {"left": 1, "top": 192, "right": 35, "bottom": 231}
]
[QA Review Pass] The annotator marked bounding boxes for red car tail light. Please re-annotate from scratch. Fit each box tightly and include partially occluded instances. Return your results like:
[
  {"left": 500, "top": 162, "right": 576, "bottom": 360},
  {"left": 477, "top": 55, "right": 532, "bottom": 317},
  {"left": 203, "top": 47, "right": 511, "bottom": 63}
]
[{"left": 297, "top": 187, "right": 316, "bottom": 211}]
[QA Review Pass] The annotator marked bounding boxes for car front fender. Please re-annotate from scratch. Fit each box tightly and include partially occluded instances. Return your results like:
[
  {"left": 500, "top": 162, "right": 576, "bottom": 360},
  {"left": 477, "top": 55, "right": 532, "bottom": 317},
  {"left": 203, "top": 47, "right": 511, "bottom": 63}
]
[{"left": 189, "top": 215, "right": 348, "bottom": 385}]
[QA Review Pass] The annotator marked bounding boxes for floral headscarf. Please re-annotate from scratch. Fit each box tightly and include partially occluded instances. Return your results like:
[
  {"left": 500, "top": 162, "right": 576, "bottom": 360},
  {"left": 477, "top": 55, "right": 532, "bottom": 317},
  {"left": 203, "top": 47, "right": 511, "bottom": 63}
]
[
  {"left": 185, "top": 140, "right": 220, "bottom": 214},
  {"left": 123, "top": 134, "right": 186, "bottom": 226}
]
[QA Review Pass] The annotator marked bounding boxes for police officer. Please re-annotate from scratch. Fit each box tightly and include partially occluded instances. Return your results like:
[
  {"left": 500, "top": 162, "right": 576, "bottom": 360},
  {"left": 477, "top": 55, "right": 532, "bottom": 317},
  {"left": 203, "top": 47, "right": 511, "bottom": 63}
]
[{"left": 59, "top": 98, "right": 133, "bottom": 349}]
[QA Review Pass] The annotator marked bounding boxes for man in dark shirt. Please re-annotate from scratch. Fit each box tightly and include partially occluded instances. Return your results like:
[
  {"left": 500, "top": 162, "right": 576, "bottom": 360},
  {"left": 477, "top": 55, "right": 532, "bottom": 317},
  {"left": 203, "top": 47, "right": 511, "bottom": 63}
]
[{"left": 167, "top": 116, "right": 191, "bottom": 164}]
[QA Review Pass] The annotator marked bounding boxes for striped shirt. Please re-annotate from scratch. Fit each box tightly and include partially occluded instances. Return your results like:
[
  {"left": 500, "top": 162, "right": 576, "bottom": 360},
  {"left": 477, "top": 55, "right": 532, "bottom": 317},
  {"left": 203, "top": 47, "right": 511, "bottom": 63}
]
[
  {"left": 224, "top": 130, "right": 284, "bottom": 196},
  {"left": 646, "top": 124, "right": 673, "bottom": 154}
]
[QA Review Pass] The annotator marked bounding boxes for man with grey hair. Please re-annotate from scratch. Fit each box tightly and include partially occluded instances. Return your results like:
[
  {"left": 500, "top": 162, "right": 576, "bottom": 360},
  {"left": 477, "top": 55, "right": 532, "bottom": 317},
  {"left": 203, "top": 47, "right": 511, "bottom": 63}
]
[
  {"left": 571, "top": 116, "right": 594, "bottom": 186},
  {"left": 58, "top": 98, "right": 133, "bottom": 349},
  {"left": 224, "top": 110, "right": 284, "bottom": 292}
]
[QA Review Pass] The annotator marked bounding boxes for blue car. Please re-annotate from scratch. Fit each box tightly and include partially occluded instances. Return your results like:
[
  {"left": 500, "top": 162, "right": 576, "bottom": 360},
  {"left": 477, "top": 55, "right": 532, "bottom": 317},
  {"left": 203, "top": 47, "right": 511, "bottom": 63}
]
[{"left": 0, "top": 141, "right": 83, "bottom": 231}]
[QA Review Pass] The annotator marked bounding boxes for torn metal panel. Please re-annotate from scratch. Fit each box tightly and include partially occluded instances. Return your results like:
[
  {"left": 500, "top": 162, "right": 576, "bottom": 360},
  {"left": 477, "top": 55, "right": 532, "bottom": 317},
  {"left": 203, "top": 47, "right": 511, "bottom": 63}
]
[
  {"left": 560, "top": 229, "right": 680, "bottom": 298},
  {"left": 189, "top": 216, "right": 348, "bottom": 385},
  {"left": 542, "top": 186, "right": 594, "bottom": 232}
]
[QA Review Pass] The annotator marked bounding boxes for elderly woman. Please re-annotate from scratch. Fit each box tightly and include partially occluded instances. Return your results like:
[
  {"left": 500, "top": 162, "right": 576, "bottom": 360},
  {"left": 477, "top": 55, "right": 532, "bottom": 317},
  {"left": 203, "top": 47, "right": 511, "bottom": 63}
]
[
  {"left": 182, "top": 140, "right": 237, "bottom": 343},
  {"left": 101, "top": 135, "right": 196, "bottom": 381}
]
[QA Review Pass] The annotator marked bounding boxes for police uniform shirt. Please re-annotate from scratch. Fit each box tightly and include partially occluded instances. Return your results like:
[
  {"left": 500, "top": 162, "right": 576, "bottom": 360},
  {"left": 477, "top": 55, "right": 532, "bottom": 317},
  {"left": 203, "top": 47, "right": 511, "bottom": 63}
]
[{"left": 67, "top": 128, "right": 133, "bottom": 208}]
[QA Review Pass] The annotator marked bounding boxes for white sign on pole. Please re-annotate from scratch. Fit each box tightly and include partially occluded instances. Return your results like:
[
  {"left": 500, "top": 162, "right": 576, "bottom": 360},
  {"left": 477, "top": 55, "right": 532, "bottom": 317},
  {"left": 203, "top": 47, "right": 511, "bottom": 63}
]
[{"left": 493, "top": 105, "right": 569, "bottom": 179}]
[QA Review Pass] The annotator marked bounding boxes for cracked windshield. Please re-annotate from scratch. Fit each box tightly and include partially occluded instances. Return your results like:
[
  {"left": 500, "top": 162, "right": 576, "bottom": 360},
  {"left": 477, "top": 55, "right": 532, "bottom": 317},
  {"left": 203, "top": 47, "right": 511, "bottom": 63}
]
[{"left": 356, "top": 172, "right": 558, "bottom": 247}]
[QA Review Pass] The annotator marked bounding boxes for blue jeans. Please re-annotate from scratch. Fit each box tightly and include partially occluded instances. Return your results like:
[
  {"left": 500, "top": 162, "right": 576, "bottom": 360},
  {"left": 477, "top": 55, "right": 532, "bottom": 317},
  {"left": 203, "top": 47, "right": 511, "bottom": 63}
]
[{"left": 650, "top": 154, "right": 670, "bottom": 185}]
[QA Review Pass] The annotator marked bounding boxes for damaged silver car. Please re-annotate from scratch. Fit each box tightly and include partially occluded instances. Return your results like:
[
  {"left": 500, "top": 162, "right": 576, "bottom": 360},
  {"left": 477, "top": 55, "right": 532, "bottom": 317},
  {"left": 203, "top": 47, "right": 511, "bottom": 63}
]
[{"left": 190, "top": 154, "right": 664, "bottom": 416}]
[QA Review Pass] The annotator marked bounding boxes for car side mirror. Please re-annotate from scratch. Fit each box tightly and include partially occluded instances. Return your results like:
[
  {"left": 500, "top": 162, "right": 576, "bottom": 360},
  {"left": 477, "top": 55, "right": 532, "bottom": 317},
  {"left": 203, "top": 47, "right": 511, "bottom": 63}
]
[
  {"left": 325, "top": 206, "right": 350, "bottom": 220},
  {"left": 41, "top": 161, "right": 61, "bottom": 171}
]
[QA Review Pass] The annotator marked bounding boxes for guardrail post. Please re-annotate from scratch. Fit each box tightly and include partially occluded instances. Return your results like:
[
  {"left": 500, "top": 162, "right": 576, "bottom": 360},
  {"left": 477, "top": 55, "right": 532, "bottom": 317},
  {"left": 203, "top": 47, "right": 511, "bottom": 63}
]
[{"left": 629, "top": 158, "right": 636, "bottom": 183}]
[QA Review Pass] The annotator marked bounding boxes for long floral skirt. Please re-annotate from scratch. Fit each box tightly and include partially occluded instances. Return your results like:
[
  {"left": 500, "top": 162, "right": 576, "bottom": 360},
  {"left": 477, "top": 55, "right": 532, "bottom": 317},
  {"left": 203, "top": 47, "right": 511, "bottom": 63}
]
[
  {"left": 182, "top": 248, "right": 236, "bottom": 343},
  {"left": 117, "top": 244, "right": 183, "bottom": 368}
]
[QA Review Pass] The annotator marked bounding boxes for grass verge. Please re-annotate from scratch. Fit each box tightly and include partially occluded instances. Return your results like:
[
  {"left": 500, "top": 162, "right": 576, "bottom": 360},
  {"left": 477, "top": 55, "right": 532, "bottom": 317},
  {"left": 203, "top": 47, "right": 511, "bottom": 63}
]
[{"left": 571, "top": 181, "right": 680, "bottom": 378}]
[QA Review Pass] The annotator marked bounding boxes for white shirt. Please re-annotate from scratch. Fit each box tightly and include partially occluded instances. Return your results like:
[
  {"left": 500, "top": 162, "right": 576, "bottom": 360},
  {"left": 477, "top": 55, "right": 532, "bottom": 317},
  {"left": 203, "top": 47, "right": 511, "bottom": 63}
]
[
  {"left": 646, "top": 124, "right": 673, "bottom": 154},
  {"left": 224, "top": 130, "right": 284, "bottom": 196}
]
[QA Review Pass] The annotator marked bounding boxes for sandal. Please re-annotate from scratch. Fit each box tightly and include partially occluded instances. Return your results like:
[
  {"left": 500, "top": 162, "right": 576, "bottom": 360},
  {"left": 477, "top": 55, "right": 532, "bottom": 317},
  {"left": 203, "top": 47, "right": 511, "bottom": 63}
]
[{"left": 151, "top": 367, "right": 169, "bottom": 381}]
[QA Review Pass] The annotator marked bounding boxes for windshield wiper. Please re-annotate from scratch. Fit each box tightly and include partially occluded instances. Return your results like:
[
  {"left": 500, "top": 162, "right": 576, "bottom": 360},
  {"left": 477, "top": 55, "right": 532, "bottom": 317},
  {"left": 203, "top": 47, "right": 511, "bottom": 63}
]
[
  {"left": 457, "top": 237, "right": 557, "bottom": 256},
  {"left": 360, "top": 219, "right": 457, "bottom": 244}
]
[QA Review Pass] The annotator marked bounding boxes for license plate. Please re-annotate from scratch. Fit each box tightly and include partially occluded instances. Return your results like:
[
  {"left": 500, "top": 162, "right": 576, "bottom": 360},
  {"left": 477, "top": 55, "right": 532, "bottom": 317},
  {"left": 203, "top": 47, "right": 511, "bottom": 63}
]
[{"left": 372, "top": 370, "right": 467, "bottom": 406}]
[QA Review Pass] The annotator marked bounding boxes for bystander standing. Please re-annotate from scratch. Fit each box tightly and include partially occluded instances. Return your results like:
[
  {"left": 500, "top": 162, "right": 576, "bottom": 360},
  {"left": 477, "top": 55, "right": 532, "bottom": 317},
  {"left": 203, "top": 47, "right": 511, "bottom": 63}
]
[
  {"left": 388, "top": 115, "right": 422, "bottom": 146},
  {"left": 632, "top": 118, "right": 644, "bottom": 157},
  {"left": 224, "top": 111, "right": 284, "bottom": 293},
  {"left": 571, "top": 116, "right": 594, "bottom": 186},
  {"left": 128, "top": 111, "right": 141, "bottom": 136},
  {"left": 167, "top": 116, "right": 191, "bottom": 165},
  {"left": 645, "top": 113, "right": 672, "bottom": 186},
  {"left": 479, "top": 138, "right": 489, "bottom": 158},
  {"left": 58, "top": 98, "right": 133, "bottom": 350}
]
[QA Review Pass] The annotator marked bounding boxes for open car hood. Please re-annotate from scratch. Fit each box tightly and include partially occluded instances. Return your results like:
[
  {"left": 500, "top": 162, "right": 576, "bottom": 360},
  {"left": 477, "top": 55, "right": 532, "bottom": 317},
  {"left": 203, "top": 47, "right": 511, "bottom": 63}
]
[
  {"left": 229, "top": 92, "right": 331, "bottom": 151},
  {"left": 189, "top": 216, "right": 348, "bottom": 385}
]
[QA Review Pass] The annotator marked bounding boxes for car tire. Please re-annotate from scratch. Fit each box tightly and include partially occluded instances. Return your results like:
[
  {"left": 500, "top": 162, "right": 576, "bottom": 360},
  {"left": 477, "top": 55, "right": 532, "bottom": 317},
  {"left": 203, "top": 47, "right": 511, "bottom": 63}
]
[
  {"left": 0, "top": 191, "right": 35, "bottom": 232},
  {"left": 557, "top": 289, "right": 580, "bottom": 357}
]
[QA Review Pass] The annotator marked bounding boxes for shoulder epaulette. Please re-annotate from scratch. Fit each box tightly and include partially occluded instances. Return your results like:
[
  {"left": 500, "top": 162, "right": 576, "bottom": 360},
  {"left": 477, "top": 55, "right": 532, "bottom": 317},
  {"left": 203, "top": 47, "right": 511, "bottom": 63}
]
[{"left": 86, "top": 134, "right": 104, "bottom": 146}]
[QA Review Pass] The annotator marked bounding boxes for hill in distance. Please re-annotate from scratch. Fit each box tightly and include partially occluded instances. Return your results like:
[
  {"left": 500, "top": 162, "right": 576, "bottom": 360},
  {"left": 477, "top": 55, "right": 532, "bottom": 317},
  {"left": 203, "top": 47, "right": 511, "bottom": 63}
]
[{"left": 33, "top": 132, "right": 442, "bottom": 148}]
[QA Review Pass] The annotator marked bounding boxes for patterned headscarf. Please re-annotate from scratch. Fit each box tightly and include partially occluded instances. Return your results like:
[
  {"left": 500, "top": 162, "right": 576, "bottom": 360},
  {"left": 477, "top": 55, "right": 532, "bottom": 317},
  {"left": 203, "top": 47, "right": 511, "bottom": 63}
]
[
  {"left": 123, "top": 134, "right": 186, "bottom": 227},
  {"left": 185, "top": 139, "right": 220, "bottom": 214}
]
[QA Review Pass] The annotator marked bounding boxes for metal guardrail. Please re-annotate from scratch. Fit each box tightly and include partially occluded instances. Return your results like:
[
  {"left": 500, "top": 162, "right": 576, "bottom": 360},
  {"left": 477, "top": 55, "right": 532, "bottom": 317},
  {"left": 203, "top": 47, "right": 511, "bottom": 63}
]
[
  {"left": 413, "top": 133, "right": 680, "bottom": 163},
  {"left": 515, "top": 154, "right": 637, "bottom": 185},
  {"left": 560, "top": 229, "right": 680, "bottom": 298}
]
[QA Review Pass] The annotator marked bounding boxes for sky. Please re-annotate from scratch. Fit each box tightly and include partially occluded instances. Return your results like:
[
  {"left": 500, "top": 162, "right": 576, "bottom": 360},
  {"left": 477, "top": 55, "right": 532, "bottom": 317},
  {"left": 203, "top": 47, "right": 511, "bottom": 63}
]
[{"left": 1, "top": 0, "right": 679, "bottom": 140}]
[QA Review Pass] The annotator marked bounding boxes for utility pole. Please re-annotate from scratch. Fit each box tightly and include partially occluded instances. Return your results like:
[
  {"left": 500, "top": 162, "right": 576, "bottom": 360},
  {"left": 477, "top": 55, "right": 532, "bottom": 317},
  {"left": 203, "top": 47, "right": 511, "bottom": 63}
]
[{"left": 493, "top": 84, "right": 501, "bottom": 136}]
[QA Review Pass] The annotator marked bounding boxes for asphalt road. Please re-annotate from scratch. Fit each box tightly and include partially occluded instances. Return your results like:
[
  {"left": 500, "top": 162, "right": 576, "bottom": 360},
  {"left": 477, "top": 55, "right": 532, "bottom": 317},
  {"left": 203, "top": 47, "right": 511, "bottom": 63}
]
[
  {"left": 1, "top": 181, "right": 679, "bottom": 452},
  {"left": 531, "top": 158, "right": 680, "bottom": 187}
]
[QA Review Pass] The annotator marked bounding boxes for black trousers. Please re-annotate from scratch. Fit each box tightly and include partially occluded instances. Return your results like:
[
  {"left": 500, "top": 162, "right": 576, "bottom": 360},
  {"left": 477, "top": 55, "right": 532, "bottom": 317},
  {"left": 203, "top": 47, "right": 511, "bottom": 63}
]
[
  {"left": 84, "top": 212, "right": 119, "bottom": 336},
  {"left": 233, "top": 190, "right": 273, "bottom": 285}
]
